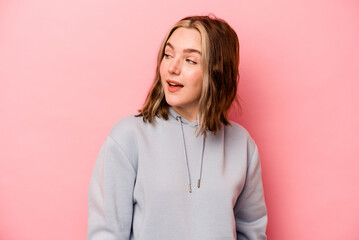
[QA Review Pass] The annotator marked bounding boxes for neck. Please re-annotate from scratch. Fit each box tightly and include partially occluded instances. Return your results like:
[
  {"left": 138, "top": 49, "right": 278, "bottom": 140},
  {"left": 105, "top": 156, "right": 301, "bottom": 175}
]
[{"left": 172, "top": 106, "right": 198, "bottom": 122}]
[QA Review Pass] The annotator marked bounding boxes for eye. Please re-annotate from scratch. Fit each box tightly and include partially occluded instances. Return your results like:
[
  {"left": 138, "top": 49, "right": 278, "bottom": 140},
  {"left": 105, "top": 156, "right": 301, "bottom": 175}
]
[
  {"left": 186, "top": 59, "right": 197, "bottom": 65},
  {"left": 163, "top": 53, "right": 173, "bottom": 59}
]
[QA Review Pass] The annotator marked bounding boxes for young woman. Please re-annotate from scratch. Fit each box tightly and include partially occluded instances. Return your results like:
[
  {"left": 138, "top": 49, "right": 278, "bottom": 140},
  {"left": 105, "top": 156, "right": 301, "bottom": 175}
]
[{"left": 88, "top": 15, "right": 267, "bottom": 240}]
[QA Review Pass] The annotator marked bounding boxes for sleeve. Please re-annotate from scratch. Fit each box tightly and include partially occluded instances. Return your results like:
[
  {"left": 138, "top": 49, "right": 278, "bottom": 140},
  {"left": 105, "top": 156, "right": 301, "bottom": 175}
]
[
  {"left": 87, "top": 135, "right": 137, "bottom": 240},
  {"left": 234, "top": 145, "right": 268, "bottom": 240}
]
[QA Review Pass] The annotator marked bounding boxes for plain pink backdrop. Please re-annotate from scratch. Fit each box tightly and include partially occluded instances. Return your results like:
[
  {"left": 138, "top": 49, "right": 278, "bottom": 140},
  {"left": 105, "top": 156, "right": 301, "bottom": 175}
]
[{"left": 1, "top": 0, "right": 358, "bottom": 239}]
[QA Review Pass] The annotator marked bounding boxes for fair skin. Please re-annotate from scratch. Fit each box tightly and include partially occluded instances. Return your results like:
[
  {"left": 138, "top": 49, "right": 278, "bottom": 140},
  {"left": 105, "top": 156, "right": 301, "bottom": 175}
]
[{"left": 160, "top": 27, "right": 203, "bottom": 122}]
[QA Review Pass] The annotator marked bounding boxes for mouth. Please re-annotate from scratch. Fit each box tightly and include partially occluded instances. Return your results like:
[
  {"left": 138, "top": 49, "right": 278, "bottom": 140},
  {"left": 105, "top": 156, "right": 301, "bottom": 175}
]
[
  {"left": 167, "top": 80, "right": 184, "bottom": 87},
  {"left": 166, "top": 80, "right": 183, "bottom": 93}
]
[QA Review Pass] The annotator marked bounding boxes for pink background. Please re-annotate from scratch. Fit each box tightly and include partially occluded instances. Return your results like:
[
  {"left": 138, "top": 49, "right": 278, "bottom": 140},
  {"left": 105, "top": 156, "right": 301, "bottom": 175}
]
[{"left": 1, "top": 0, "right": 358, "bottom": 239}]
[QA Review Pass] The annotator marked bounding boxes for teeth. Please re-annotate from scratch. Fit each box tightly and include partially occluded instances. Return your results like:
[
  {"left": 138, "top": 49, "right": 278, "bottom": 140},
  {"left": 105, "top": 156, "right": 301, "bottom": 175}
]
[{"left": 169, "top": 82, "right": 181, "bottom": 86}]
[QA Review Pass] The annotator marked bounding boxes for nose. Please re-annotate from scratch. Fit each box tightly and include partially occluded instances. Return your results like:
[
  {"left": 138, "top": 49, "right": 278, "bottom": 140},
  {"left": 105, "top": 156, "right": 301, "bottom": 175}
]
[{"left": 168, "top": 58, "right": 181, "bottom": 75}]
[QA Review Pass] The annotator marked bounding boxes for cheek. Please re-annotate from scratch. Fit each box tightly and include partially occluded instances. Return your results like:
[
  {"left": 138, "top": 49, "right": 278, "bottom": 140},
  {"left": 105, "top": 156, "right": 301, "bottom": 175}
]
[
  {"left": 159, "top": 62, "right": 166, "bottom": 85},
  {"left": 190, "top": 69, "right": 203, "bottom": 88}
]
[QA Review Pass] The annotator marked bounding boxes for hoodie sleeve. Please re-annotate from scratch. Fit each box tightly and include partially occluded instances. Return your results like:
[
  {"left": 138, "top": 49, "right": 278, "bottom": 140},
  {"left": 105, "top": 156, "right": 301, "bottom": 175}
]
[
  {"left": 87, "top": 135, "right": 136, "bottom": 240},
  {"left": 234, "top": 145, "right": 268, "bottom": 240}
]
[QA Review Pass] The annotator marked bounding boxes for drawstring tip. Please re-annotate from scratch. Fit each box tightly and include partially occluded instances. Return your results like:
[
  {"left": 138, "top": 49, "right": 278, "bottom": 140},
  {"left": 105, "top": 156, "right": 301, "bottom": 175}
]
[
  {"left": 188, "top": 184, "right": 192, "bottom": 193},
  {"left": 197, "top": 179, "right": 201, "bottom": 188}
]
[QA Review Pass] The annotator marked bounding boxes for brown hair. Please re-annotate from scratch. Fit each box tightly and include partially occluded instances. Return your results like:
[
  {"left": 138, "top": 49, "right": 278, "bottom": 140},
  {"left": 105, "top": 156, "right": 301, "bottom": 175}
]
[{"left": 137, "top": 15, "right": 240, "bottom": 136}]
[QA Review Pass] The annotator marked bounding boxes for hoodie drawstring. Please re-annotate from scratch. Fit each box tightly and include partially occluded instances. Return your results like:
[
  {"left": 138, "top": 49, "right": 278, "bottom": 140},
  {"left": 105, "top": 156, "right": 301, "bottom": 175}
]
[{"left": 176, "top": 116, "right": 205, "bottom": 193}]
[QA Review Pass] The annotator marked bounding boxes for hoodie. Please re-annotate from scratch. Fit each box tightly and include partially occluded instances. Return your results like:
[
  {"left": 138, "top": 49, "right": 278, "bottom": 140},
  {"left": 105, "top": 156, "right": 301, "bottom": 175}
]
[{"left": 87, "top": 107, "right": 267, "bottom": 240}]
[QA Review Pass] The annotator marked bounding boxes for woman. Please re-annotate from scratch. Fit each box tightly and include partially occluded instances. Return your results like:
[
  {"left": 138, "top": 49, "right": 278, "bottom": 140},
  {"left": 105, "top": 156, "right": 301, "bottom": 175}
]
[{"left": 88, "top": 15, "right": 267, "bottom": 240}]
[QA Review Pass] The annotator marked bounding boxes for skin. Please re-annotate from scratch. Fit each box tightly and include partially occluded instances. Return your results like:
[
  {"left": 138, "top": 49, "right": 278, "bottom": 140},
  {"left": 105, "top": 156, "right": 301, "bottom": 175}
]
[{"left": 160, "top": 27, "right": 203, "bottom": 122}]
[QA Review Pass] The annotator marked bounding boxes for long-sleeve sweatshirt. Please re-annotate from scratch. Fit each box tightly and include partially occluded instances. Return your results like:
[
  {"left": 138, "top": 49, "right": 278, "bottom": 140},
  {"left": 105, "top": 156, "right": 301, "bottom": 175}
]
[{"left": 87, "top": 107, "right": 268, "bottom": 240}]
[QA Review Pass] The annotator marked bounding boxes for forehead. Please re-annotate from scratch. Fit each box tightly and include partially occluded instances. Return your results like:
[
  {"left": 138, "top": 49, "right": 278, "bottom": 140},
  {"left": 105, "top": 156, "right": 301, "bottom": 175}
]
[{"left": 166, "top": 27, "right": 202, "bottom": 50}]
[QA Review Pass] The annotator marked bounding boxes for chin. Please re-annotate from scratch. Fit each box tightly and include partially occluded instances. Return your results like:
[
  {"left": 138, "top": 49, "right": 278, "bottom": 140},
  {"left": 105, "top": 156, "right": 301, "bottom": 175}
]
[
  {"left": 164, "top": 96, "right": 181, "bottom": 108},
  {"left": 165, "top": 100, "right": 179, "bottom": 108}
]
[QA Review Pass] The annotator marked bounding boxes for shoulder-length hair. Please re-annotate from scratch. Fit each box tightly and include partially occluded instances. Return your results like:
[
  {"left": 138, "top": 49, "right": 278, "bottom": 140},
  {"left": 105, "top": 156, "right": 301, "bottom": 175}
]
[{"left": 137, "top": 15, "right": 240, "bottom": 136}]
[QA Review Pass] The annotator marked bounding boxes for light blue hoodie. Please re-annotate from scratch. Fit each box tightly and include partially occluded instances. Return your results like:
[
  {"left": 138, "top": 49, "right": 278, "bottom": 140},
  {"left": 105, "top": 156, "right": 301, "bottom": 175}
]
[{"left": 87, "top": 107, "right": 267, "bottom": 240}]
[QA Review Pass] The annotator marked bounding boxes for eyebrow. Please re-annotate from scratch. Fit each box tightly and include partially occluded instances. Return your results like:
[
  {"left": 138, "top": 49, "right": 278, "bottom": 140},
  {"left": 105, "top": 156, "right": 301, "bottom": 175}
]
[{"left": 165, "top": 42, "right": 201, "bottom": 55}]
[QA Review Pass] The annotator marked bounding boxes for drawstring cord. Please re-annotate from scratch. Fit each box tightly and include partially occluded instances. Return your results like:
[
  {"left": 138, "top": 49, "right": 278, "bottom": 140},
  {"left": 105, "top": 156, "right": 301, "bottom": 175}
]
[
  {"left": 176, "top": 116, "right": 192, "bottom": 193},
  {"left": 198, "top": 136, "right": 204, "bottom": 188},
  {"left": 176, "top": 116, "right": 205, "bottom": 193}
]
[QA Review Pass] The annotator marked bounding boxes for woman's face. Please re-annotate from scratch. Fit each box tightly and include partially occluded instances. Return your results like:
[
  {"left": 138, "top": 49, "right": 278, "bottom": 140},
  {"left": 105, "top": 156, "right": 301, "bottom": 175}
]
[{"left": 160, "top": 27, "right": 203, "bottom": 120}]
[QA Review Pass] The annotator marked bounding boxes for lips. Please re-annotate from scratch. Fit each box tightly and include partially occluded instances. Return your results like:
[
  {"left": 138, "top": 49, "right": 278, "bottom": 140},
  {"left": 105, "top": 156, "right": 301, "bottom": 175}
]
[
  {"left": 166, "top": 80, "right": 183, "bottom": 93},
  {"left": 167, "top": 80, "right": 183, "bottom": 87}
]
